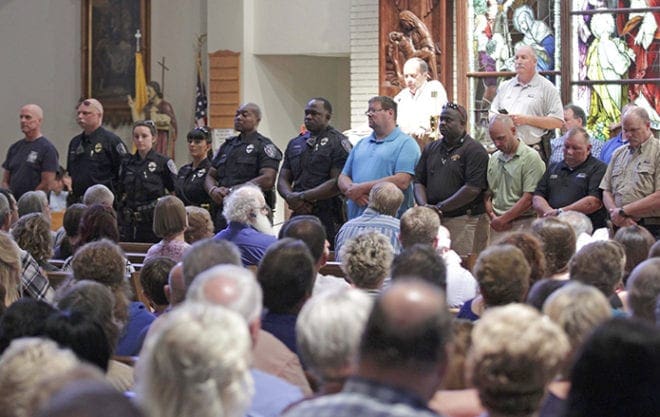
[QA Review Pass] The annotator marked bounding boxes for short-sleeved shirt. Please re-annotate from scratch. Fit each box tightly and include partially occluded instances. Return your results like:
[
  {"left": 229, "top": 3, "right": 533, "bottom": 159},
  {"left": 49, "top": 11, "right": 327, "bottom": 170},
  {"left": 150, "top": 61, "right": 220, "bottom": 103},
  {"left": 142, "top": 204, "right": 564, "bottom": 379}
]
[
  {"left": 487, "top": 139, "right": 546, "bottom": 216},
  {"left": 549, "top": 133, "right": 604, "bottom": 165},
  {"left": 334, "top": 208, "right": 402, "bottom": 260},
  {"left": 175, "top": 158, "right": 213, "bottom": 207},
  {"left": 67, "top": 127, "right": 128, "bottom": 198},
  {"left": 118, "top": 150, "right": 177, "bottom": 210},
  {"left": 534, "top": 155, "right": 608, "bottom": 228},
  {"left": 342, "top": 127, "right": 420, "bottom": 219},
  {"left": 600, "top": 136, "right": 660, "bottom": 217},
  {"left": 281, "top": 125, "right": 350, "bottom": 192},
  {"left": 2, "top": 136, "right": 59, "bottom": 199},
  {"left": 394, "top": 80, "right": 448, "bottom": 134},
  {"left": 415, "top": 134, "right": 489, "bottom": 217},
  {"left": 211, "top": 131, "right": 282, "bottom": 188},
  {"left": 490, "top": 73, "right": 564, "bottom": 145}
]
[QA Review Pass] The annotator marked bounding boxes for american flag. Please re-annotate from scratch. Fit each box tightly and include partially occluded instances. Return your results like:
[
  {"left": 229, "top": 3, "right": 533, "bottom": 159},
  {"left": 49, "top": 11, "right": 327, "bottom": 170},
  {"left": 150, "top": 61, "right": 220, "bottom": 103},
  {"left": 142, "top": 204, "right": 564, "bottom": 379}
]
[{"left": 195, "top": 66, "right": 208, "bottom": 127}]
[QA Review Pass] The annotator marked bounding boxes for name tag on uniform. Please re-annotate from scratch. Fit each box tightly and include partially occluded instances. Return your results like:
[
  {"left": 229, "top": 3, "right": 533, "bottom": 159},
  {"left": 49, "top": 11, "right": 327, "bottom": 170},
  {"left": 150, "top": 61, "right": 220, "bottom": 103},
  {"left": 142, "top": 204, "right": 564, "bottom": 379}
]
[
  {"left": 550, "top": 174, "right": 558, "bottom": 179},
  {"left": 576, "top": 173, "right": 587, "bottom": 178}
]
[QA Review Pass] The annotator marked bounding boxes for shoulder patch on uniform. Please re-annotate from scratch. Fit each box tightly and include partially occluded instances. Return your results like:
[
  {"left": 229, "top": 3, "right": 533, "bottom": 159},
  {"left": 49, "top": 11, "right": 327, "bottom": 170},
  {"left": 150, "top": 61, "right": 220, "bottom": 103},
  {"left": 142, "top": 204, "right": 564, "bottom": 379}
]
[
  {"left": 167, "top": 159, "right": 178, "bottom": 174},
  {"left": 264, "top": 143, "right": 282, "bottom": 159},
  {"left": 117, "top": 143, "right": 127, "bottom": 155},
  {"left": 341, "top": 138, "right": 353, "bottom": 153}
]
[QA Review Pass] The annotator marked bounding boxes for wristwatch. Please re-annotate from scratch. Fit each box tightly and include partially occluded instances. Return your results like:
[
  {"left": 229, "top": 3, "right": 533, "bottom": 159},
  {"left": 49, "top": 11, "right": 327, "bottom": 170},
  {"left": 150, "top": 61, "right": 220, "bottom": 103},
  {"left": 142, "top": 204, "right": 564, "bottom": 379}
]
[
  {"left": 556, "top": 208, "right": 563, "bottom": 215},
  {"left": 618, "top": 207, "right": 629, "bottom": 218}
]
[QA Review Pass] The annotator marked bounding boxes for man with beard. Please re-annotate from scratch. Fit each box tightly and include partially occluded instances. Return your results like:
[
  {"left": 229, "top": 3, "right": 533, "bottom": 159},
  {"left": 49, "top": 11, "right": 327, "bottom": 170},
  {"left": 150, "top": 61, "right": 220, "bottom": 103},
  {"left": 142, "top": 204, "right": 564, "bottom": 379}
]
[
  {"left": 414, "top": 102, "right": 489, "bottom": 256},
  {"left": 213, "top": 183, "right": 277, "bottom": 267},
  {"left": 205, "top": 102, "right": 282, "bottom": 231},
  {"left": 67, "top": 99, "right": 128, "bottom": 204},
  {"left": 278, "top": 98, "right": 351, "bottom": 247}
]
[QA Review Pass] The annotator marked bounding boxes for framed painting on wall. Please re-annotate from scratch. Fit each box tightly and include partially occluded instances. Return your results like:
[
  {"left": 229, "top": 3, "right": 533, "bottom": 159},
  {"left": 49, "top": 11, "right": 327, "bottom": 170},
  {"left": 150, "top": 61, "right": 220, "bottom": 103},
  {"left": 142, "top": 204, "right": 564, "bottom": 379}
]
[{"left": 81, "top": 0, "right": 150, "bottom": 126}]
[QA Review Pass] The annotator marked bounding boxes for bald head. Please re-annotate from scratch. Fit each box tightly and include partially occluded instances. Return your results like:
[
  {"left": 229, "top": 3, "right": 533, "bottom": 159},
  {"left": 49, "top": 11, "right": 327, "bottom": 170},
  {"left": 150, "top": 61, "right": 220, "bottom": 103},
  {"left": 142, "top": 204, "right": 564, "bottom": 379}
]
[
  {"left": 20, "top": 104, "right": 44, "bottom": 140},
  {"left": 165, "top": 263, "right": 185, "bottom": 307},
  {"left": 360, "top": 279, "right": 451, "bottom": 372}
]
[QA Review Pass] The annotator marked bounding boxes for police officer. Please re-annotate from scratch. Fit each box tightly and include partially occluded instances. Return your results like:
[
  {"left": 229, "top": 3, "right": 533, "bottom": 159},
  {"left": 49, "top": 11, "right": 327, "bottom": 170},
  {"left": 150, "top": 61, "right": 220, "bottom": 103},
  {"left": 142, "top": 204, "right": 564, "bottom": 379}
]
[
  {"left": 175, "top": 127, "right": 214, "bottom": 214},
  {"left": 277, "top": 98, "right": 351, "bottom": 246},
  {"left": 117, "top": 120, "right": 177, "bottom": 242},
  {"left": 204, "top": 103, "right": 282, "bottom": 231},
  {"left": 67, "top": 99, "right": 128, "bottom": 204}
]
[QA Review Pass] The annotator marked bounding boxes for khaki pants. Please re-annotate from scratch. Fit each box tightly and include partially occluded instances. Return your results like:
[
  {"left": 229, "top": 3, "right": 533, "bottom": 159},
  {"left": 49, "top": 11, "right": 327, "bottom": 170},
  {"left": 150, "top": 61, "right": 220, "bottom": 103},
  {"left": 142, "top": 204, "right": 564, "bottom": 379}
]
[
  {"left": 443, "top": 214, "right": 488, "bottom": 257},
  {"left": 488, "top": 216, "right": 536, "bottom": 246}
]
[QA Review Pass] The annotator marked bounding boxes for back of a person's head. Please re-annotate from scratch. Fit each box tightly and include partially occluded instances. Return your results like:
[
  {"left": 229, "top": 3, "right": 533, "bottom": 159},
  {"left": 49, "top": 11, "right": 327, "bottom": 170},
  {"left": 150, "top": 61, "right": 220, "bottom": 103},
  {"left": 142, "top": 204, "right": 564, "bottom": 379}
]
[
  {"left": 614, "top": 225, "right": 656, "bottom": 283},
  {"left": 182, "top": 238, "right": 241, "bottom": 289},
  {"left": 136, "top": 303, "right": 253, "bottom": 417},
  {"left": 153, "top": 196, "right": 187, "bottom": 239},
  {"left": 399, "top": 206, "right": 440, "bottom": 249},
  {"left": 62, "top": 204, "right": 87, "bottom": 237},
  {"left": 360, "top": 279, "right": 451, "bottom": 372},
  {"left": 0, "top": 231, "right": 22, "bottom": 306},
  {"left": 17, "top": 191, "right": 47, "bottom": 217},
  {"left": 187, "top": 264, "right": 263, "bottom": 323},
  {"left": 0, "top": 337, "right": 80, "bottom": 417},
  {"left": 440, "top": 319, "right": 474, "bottom": 390},
  {"left": 42, "top": 310, "right": 111, "bottom": 372},
  {"left": 35, "top": 380, "right": 143, "bottom": 417},
  {"left": 77, "top": 204, "right": 119, "bottom": 245},
  {"left": 557, "top": 210, "right": 593, "bottom": 236},
  {"left": 339, "top": 231, "right": 394, "bottom": 290},
  {"left": 0, "top": 193, "right": 10, "bottom": 227},
  {"left": 543, "top": 282, "right": 611, "bottom": 355},
  {"left": 257, "top": 238, "right": 315, "bottom": 313},
  {"left": 469, "top": 304, "right": 569, "bottom": 417},
  {"left": 565, "top": 318, "right": 660, "bottom": 417},
  {"left": 140, "top": 256, "right": 176, "bottom": 308},
  {"left": 495, "top": 232, "right": 547, "bottom": 285},
  {"left": 56, "top": 280, "right": 119, "bottom": 352},
  {"left": 649, "top": 240, "right": 660, "bottom": 258},
  {"left": 525, "top": 278, "right": 569, "bottom": 311},
  {"left": 296, "top": 288, "right": 373, "bottom": 383},
  {"left": 184, "top": 206, "right": 214, "bottom": 244},
  {"left": 279, "top": 215, "right": 326, "bottom": 263},
  {"left": 82, "top": 184, "right": 114, "bottom": 207},
  {"left": 531, "top": 217, "right": 576, "bottom": 276},
  {"left": 0, "top": 298, "right": 57, "bottom": 354},
  {"left": 367, "top": 182, "right": 403, "bottom": 216},
  {"left": 391, "top": 244, "right": 446, "bottom": 290},
  {"left": 222, "top": 184, "right": 263, "bottom": 224},
  {"left": 11, "top": 212, "right": 52, "bottom": 263},
  {"left": 626, "top": 258, "right": 660, "bottom": 324},
  {"left": 474, "top": 244, "right": 530, "bottom": 307},
  {"left": 569, "top": 240, "right": 625, "bottom": 297}
]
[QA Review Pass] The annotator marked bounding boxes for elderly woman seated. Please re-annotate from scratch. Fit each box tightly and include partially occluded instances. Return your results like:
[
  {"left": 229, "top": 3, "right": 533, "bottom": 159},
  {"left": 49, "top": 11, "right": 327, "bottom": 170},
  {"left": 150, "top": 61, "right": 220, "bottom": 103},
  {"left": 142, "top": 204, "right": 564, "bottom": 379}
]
[{"left": 144, "top": 196, "right": 190, "bottom": 263}]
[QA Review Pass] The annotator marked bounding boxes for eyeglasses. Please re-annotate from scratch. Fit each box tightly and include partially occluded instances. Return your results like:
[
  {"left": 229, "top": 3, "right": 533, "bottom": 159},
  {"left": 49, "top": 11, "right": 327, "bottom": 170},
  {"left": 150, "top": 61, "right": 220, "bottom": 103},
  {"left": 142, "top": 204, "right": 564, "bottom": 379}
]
[{"left": 364, "top": 108, "right": 387, "bottom": 116}]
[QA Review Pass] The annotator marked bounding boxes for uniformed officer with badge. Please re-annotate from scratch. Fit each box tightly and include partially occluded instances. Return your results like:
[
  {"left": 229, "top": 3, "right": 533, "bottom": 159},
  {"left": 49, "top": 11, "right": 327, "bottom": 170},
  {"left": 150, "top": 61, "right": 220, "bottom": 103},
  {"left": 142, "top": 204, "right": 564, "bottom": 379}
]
[
  {"left": 277, "top": 98, "right": 351, "bottom": 246},
  {"left": 117, "top": 120, "right": 177, "bottom": 242},
  {"left": 175, "top": 126, "right": 214, "bottom": 214},
  {"left": 204, "top": 103, "right": 282, "bottom": 231},
  {"left": 67, "top": 98, "right": 129, "bottom": 204}
]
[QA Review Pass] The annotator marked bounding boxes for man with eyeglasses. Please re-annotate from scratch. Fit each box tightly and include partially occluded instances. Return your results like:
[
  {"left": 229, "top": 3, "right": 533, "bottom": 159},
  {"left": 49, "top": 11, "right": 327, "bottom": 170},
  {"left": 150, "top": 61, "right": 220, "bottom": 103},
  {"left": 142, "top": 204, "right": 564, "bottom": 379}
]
[
  {"left": 66, "top": 98, "right": 128, "bottom": 204},
  {"left": 277, "top": 98, "right": 352, "bottom": 247},
  {"left": 414, "top": 102, "right": 489, "bottom": 257},
  {"left": 338, "top": 96, "right": 420, "bottom": 220}
]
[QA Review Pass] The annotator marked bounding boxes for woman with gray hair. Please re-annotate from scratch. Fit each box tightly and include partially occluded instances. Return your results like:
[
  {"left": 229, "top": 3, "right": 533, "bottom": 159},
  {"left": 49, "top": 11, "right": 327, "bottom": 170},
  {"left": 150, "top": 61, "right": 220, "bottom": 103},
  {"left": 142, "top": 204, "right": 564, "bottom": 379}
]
[{"left": 136, "top": 303, "right": 253, "bottom": 417}]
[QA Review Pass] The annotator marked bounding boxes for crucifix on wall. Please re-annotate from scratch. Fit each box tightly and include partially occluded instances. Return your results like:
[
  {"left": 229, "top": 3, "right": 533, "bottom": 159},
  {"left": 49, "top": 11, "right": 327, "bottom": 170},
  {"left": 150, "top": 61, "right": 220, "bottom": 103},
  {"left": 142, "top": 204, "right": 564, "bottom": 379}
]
[{"left": 157, "top": 56, "right": 170, "bottom": 94}]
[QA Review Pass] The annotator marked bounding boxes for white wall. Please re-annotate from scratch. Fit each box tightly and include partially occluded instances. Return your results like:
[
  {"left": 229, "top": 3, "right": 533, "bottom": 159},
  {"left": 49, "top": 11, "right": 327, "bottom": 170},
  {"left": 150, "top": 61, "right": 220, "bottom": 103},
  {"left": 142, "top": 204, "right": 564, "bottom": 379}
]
[{"left": 0, "top": 0, "right": 205, "bottom": 168}]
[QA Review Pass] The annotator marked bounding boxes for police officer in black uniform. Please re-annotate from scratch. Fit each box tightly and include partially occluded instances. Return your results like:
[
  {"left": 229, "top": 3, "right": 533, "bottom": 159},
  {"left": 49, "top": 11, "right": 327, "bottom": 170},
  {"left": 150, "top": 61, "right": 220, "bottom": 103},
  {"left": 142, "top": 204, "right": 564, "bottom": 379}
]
[
  {"left": 277, "top": 98, "right": 352, "bottom": 246},
  {"left": 117, "top": 120, "right": 177, "bottom": 242},
  {"left": 67, "top": 99, "right": 128, "bottom": 204},
  {"left": 175, "top": 126, "right": 214, "bottom": 214},
  {"left": 204, "top": 103, "right": 282, "bottom": 231}
]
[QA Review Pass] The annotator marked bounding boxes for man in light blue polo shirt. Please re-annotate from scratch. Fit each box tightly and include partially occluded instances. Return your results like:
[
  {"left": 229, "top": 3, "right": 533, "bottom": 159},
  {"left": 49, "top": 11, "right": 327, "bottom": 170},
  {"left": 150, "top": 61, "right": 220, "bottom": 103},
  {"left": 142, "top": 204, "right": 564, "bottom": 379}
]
[{"left": 338, "top": 96, "right": 420, "bottom": 220}]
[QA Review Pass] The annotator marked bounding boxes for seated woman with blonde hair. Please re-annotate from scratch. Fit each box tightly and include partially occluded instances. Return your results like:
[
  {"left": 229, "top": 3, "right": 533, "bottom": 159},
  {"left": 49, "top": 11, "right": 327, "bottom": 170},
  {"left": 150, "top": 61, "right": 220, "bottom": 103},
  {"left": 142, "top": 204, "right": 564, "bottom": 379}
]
[
  {"left": 145, "top": 196, "right": 190, "bottom": 263},
  {"left": 0, "top": 232, "right": 22, "bottom": 307}
]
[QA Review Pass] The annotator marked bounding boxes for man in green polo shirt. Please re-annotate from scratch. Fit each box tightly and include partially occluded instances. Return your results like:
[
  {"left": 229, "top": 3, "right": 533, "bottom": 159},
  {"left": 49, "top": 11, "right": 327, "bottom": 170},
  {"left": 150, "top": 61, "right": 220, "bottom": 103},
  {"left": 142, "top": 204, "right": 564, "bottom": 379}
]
[{"left": 485, "top": 115, "right": 546, "bottom": 243}]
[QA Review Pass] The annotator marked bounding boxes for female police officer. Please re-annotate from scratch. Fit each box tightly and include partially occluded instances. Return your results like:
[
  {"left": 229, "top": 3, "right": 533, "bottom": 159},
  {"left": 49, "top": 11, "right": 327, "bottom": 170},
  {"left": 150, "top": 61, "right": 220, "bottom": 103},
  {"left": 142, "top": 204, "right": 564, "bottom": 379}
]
[
  {"left": 117, "top": 120, "right": 177, "bottom": 242},
  {"left": 175, "top": 127, "right": 214, "bottom": 217}
]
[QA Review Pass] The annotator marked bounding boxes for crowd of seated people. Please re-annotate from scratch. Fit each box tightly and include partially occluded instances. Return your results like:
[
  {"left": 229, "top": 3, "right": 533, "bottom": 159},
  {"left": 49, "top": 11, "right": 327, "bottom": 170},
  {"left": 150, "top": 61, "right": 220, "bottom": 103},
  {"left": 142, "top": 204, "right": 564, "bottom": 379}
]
[{"left": 0, "top": 94, "right": 658, "bottom": 416}]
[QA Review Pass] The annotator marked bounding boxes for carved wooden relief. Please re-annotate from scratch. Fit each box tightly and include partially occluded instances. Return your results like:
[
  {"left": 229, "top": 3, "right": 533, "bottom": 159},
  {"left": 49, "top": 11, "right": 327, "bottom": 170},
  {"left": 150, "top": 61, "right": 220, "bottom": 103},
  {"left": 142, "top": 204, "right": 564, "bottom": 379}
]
[{"left": 379, "top": 0, "right": 450, "bottom": 98}]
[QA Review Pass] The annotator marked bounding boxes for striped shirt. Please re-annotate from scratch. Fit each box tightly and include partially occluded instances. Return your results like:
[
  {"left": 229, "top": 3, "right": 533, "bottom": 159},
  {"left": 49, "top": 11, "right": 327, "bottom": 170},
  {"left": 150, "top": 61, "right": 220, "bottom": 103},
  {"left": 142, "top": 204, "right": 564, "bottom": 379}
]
[{"left": 334, "top": 208, "right": 401, "bottom": 260}]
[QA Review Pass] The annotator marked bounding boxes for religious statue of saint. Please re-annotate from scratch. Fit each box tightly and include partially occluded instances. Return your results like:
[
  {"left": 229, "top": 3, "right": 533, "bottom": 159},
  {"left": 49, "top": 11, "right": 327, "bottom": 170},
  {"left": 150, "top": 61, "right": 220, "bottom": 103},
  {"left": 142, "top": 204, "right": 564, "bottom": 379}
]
[
  {"left": 387, "top": 10, "right": 440, "bottom": 87},
  {"left": 127, "top": 81, "right": 178, "bottom": 158}
]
